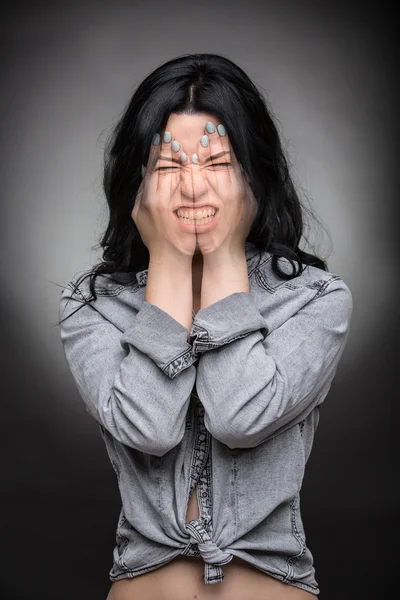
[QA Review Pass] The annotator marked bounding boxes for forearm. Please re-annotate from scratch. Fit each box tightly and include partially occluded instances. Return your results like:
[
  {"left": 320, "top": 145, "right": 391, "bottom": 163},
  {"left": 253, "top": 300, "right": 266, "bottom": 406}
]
[
  {"left": 60, "top": 286, "right": 198, "bottom": 456},
  {"left": 190, "top": 277, "right": 353, "bottom": 449},
  {"left": 145, "top": 253, "right": 193, "bottom": 338},
  {"left": 200, "top": 250, "right": 250, "bottom": 309}
]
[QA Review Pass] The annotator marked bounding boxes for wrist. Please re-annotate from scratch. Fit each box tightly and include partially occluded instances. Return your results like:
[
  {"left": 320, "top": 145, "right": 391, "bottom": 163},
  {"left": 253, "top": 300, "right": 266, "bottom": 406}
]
[
  {"left": 149, "top": 250, "right": 193, "bottom": 272},
  {"left": 200, "top": 251, "right": 250, "bottom": 309},
  {"left": 147, "top": 252, "right": 193, "bottom": 296},
  {"left": 202, "top": 246, "right": 247, "bottom": 274},
  {"left": 146, "top": 253, "right": 193, "bottom": 333}
]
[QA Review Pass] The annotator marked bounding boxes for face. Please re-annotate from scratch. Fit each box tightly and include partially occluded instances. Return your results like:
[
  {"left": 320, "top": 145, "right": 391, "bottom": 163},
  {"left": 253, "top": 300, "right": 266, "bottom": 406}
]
[{"left": 147, "top": 112, "right": 256, "bottom": 256}]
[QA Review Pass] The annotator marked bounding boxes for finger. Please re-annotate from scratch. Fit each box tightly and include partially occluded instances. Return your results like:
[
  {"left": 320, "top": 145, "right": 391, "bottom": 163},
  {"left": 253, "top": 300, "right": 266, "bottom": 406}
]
[
  {"left": 145, "top": 132, "right": 161, "bottom": 175},
  {"left": 155, "top": 130, "right": 182, "bottom": 212},
  {"left": 134, "top": 132, "right": 158, "bottom": 220},
  {"left": 177, "top": 146, "right": 190, "bottom": 210},
  {"left": 190, "top": 145, "right": 214, "bottom": 235},
  {"left": 198, "top": 121, "right": 230, "bottom": 170},
  {"left": 197, "top": 121, "right": 251, "bottom": 236},
  {"left": 200, "top": 121, "right": 230, "bottom": 163},
  {"left": 179, "top": 147, "right": 190, "bottom": 168},
  {"left": 140, "top": 132, "right": 162, "bottom": 210},
  {"left": 205, "top": 121, "right": 246, "bottom": 203},
  {"left": 215, "top": 122, "right": 238, "bottom": 197},
  {"left": 197, "top": 121, "right": 232, "bottom": 195},
  {"left": 188, "top": 149, "right": 203, "bottom": 209}
]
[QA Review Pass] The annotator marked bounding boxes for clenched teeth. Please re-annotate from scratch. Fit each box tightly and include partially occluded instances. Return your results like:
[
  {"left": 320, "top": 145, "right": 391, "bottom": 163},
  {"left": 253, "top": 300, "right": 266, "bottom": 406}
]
[{"left": 176, "top": 207, "right": 216, "bottom": 219}]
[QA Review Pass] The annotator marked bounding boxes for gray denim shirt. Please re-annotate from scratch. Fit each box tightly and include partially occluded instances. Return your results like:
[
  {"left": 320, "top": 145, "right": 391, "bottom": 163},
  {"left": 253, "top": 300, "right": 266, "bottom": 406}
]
[{"left": 59, "top": 242, "right": 353, "bottom": 595}]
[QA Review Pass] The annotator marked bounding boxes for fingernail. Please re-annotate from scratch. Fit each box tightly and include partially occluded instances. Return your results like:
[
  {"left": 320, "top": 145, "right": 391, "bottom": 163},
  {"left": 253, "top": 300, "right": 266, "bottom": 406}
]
[
  {"left": 152, "top": 133, "right": 160, "bottom": 145},
  {"left": 171, "top": 140, "right": 180, "bottom": 152},
  {"left": 141, "top": 165, "right": 146, "bottom": 177},
  {"left": 200, "top": 135, "right": 209, "bottom": 148},
  {"left": 217, "top": 124, "right": 226, "bottom": 137},
  {"left": 206, "top": 121, "right": 215, "bottom": 133},
  {"left": 191, "top": 153, "right": 199, "bottom": 164},
  {"left": 180, "top": 151, "right": 187, "bottom": 162},
  {"left": 163, "top": 131, "right": 172, "bottom": 143}
]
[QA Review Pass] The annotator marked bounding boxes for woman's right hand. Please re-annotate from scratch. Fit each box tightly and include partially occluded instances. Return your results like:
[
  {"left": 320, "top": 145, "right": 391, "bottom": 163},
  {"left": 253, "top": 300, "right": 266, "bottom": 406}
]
[{"left": 131, "top": 131, "right": 196, "bottom": 261}]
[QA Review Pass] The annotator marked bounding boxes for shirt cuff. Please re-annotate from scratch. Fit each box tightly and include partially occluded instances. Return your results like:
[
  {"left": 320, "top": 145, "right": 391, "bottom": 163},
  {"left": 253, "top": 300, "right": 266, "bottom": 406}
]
[
  {"left": 189, "top": 292, "right": 269, "bottom": 354},
  {"left": 120, "top": 301, "right": 198, "bottom": 379}
]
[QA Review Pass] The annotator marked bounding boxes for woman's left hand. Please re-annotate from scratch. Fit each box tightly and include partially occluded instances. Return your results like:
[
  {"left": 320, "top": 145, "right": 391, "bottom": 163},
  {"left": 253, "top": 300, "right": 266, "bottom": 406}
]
[{"left": 190, "top": 120, "right": 257, "bottom": 264}]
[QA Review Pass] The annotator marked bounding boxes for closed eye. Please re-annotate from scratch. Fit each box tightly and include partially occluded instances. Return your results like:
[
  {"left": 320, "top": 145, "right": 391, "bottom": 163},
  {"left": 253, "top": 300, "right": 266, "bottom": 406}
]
[
  {"left": 155, "top": 162, "right": 231, "bottom": 171},
  {"left": 155, "top": 167, "right": 180, "bottom": 171}
]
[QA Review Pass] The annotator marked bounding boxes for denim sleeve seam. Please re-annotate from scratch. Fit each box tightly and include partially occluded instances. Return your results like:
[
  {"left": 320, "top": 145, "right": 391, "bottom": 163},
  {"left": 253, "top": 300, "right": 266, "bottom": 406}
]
[
  {"left": 314, "top": 275, "right": 341, "bottom": 298},
  {"left": 191, "top": 323, "right": 210, "bottom": 338},
  {"left": 190, "top": 310, "right": 268, "bottom": 352},
  {"left": 66, "top": 281, "right": 88, "bottom": 303},
  {"left": 283, "top": 493, "right": 307, "bottom": 582},
  {"left": 198, "top": 330, "right": 255, "bottom": 352},
  {"left": 190, "top": 321, "right": 251, "bottom": 352},
  {"left": 163, "top": 347, "right": 198, "bottom": 379},
  {"left": 189, "top": 324, "right": 210, "bottom": 351}
]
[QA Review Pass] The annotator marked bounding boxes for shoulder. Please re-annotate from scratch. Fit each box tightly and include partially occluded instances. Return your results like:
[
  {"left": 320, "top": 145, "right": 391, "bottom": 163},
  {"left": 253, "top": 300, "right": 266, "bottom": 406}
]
[
  {"left": 59, "top": 270, "right": 145, "bottom": 331},
  {"left": 61, "top": 270, "right": 140, "bottom": 302},
  {"left": 251, "top": 252, "right": 353, "bottom": 330},
  {"left": 254, "top": 251, "right": 351, "bottom": 297}
]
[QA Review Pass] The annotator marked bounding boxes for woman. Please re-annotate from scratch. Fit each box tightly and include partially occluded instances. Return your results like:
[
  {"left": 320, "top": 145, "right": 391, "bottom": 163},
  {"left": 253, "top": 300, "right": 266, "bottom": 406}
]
[{"left": 59, "top": 53, "right": 353, "bottom": 599}]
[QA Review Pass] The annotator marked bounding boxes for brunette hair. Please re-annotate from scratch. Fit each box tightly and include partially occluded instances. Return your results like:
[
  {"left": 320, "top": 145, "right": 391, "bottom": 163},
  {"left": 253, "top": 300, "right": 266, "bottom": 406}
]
[{"left": 58, "top": 52, "right": 330, "bottom": 323}]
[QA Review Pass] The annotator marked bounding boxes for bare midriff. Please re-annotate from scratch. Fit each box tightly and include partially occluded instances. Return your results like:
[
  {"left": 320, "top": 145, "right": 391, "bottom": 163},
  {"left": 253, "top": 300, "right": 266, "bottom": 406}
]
[{"left": 106, "top": 486, "right": 316, "bottom": 600}]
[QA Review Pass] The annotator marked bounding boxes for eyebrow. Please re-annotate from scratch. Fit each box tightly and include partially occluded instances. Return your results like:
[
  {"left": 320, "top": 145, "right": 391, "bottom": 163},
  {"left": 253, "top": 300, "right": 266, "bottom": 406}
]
[{"left": 157, "top": 151, "right": 231, "bottom": 164}]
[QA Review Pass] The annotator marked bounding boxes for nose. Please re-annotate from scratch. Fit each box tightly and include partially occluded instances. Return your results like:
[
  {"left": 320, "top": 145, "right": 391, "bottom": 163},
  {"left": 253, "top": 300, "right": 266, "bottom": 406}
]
[{"left": 180, "top": 164, "right": 209, "bottom": 204}]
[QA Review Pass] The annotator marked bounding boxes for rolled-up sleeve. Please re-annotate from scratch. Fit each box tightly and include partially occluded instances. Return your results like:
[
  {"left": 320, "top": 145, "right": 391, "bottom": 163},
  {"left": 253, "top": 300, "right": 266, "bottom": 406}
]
[
  {"left": 190, "top": 292, "right": 269, "bottom": 353},
  {"left": 59, "top": 283, "right": 198, "bottom": 456},
  {"left": 191, "top": 278, "right": 353, "bottom": 449}
]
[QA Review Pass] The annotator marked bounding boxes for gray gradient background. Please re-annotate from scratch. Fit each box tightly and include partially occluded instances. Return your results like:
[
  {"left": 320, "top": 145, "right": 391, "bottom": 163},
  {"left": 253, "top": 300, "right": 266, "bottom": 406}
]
[{"left": 1, "top": 1, "right": 397, "bottom": 599}]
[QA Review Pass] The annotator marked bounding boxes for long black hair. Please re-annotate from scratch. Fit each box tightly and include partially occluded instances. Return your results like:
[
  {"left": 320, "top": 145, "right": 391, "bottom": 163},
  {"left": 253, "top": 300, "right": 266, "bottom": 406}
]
[{"left": 58, "top": 52, "right": 330, "bottom": 322}]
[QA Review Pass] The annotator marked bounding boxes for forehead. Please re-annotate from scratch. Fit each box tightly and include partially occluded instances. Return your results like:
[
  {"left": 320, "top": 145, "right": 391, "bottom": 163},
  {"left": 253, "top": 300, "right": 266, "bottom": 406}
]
[{"left": 164, "top": 112, "right": 226, "bottom": 149}]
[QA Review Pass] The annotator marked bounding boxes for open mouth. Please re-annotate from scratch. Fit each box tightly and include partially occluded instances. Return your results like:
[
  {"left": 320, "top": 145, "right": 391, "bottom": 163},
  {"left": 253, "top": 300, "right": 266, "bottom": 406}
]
[{"left": 174, "top": 207, "right": 219, "bottom": 225}]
